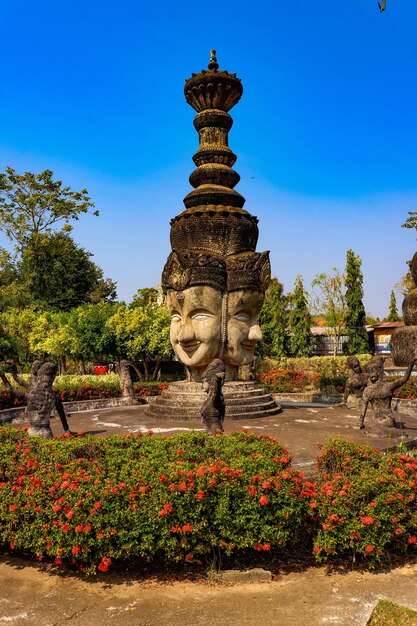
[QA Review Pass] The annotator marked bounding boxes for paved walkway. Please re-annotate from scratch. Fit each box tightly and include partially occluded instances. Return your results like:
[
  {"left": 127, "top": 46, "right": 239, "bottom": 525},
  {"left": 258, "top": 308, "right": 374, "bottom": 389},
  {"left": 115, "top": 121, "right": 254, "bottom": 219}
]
[{"left": 47, "top": 403, "right": 417, "bottom": 473}]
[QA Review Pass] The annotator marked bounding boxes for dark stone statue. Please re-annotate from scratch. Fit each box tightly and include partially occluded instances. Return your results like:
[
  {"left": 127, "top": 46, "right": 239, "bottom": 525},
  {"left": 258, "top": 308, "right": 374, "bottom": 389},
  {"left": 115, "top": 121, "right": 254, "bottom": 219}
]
[
  {"left": 200, "top": 358, "right": 226, "bottom": 434},
  {"left": 118, "top": 359, "right": 138, "bottom": 405},
  {"left": 1, "top": 361, "right": 58, "bottom": 438},
  {"left": 391, "top": 252, "right": 417, "bottom": 365},
  {"left": 342, "top": 356, "right": 369, "bottom": 407},
  {"left": 358, "top": 356, "right": 417, "bottom": 435}
]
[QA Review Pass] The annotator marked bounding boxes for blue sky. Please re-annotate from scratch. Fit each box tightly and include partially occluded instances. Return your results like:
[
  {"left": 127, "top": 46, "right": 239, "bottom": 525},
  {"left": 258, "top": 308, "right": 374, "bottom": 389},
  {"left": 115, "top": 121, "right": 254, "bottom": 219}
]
[{"left": 1, "top": 0, "right": 416, "bottom": 317}]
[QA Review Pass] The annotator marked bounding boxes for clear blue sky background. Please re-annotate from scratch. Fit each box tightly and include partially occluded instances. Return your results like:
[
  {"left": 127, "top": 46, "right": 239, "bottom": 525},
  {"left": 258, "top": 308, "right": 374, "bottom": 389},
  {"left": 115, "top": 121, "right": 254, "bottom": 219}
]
[{"left": 1, "top": 0, "right": 416, "bottom": 317}]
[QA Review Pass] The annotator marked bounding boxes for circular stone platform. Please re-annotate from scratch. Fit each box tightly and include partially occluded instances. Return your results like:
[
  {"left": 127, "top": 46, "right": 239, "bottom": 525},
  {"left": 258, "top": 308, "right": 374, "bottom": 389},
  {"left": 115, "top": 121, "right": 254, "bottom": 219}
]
[{"left": 145, "top": 380, "right": 281, "bottom": 420}]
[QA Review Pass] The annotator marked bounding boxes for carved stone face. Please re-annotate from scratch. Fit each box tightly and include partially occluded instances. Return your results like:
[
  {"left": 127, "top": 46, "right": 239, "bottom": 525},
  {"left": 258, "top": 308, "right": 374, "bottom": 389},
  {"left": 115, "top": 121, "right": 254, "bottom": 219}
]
[
  {"left": 369, "top": 364, "right": 383, "bottom": 384},
  {"left": 347, "top": 357, "right": 362, "bottom": 375},
  {"left": 225, "top": 290, "right": 263, "bottom": 366},
  {"left": 166, "top": 286, "right": 223, "bottom": 368}
]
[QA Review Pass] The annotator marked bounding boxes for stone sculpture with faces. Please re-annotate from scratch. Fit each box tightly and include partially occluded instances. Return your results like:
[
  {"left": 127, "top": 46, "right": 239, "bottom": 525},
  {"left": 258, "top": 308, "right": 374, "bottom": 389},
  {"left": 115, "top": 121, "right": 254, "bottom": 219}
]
[{"left": 161, "top": 52, "right": 271, "bottom": 381}]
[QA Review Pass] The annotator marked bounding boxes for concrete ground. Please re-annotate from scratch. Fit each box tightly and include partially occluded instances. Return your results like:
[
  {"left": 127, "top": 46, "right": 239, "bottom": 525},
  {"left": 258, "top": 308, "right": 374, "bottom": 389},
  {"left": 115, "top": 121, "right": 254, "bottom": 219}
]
[
  {"left": 1, "top": 557, "right": 417, "bottom": 625},
  {"left": 48, "top": 402, "right": 417, "bottom": 473},
  {"left": 2, "top": 403, "right": 417, "bottom": 625}
]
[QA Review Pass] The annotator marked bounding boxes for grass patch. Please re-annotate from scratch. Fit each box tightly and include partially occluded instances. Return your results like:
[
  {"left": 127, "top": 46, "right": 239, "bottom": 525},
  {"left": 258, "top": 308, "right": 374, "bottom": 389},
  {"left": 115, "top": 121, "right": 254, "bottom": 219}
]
[{"left": 368, "top": 599, "right": 417, "bottom": 626}]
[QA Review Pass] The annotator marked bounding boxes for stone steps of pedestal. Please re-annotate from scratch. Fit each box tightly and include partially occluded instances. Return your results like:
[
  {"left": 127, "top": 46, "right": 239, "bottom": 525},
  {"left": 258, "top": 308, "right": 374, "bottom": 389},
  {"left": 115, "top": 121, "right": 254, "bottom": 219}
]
[
  {"left": 162, "top": 389, "right": 268, "bottom": 402},
  {"left": 144, "top": 404, "right": 281, "bottom": 421},
  {"left": 146, "top": 398, "right": 278, "bottom": 418},
  {"left": 159, "top": 390, "right": 271, "bottom": 406},
  {"left": 168, "top": 382, "right": 263, "bottom": 393}
]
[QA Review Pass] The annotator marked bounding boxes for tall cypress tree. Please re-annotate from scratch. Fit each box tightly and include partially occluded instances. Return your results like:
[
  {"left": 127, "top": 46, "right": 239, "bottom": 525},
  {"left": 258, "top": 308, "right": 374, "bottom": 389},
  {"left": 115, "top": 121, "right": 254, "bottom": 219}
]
[
  {"left": 258, "top": 277, "right": 288, "bottom": 357},
  {"left": 344, "top": 249, "right": 370, "bottom": 354},
  {"left": 289, "top": 275, "right": 311, "bottom": 357},
  {"left": 386, "top": 290, "right": 400, "bottom": 322}
]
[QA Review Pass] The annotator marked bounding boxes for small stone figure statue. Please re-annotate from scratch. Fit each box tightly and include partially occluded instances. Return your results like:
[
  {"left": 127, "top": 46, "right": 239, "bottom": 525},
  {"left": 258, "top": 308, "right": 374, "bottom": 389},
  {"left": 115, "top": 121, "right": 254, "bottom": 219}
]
[
  {"left": 118, "top": 359, "right": 137, "bottom": 405},
  {"left": 358, "top": 356, "right": 417, "bottom": 435},
  {"left": 342, "top": 356, "right": 369, "bottom": 407},
  {"left": 1, "top": 360, "right": 58, "bottom": 438},
  {"left": 200, "top": 358, "right": 226, "bottom": 434}
]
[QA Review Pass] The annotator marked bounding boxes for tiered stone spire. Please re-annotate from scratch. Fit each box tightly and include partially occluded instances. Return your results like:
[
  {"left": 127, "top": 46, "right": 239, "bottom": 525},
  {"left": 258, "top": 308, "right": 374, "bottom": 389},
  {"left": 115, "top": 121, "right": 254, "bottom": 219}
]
[{"left": 169, "top": 50, "right": 260, "bottom": 260}]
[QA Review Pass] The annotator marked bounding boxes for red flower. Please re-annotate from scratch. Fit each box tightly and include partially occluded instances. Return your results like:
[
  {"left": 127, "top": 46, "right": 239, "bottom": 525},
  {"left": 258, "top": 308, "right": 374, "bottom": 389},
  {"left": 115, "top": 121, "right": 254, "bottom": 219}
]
[
  {"left": 360, "top": 516, "right": 375, "bottom": 526},
  {"left": 408, "top": 536, "right": 417, "bottom": 544},
  {"left": 259, "top": 495, "right": 269, "bottom": 506},
  {"left": 197, "top": 491, "right": 205, "bottom": 501},
  {"left": 9, "top": 504, "right": 17, "bottom": 512},
  {"left": 159, "top": 502, "right": 173, "bottom": 516},
  {"left": 98, "top": 556, "right": 112, "bottom": 572},
  {"left": 182, "top": 523, "right": 193, "bottom": 532},
  {"left": 365, "top": 545, "right": 374, "bottom": 553},
  {"left": 54, "top": 557, "right": 63, "bottom": 565},
  {"left": 93, "top": 501, "right": 102, "bottom": 510},
  {"left": 71, "top": 546, "right": 80, "bottom": 555},
  {"left": 184, "top": 554, "right": 193, "bottom": 562}
]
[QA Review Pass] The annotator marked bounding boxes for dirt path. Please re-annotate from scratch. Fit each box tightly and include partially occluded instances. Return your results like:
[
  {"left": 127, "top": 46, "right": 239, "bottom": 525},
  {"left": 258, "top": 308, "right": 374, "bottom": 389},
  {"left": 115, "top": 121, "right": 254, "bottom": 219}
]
[{"left": 1, "top": 558, "right": 417, "bottom": 625}]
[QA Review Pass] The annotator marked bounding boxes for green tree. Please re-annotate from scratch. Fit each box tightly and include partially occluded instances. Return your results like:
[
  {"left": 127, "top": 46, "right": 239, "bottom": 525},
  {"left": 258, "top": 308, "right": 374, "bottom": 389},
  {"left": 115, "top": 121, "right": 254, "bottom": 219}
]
[
  {"left": 288, "top": 275, "right": 311, "bottom": 357},
  {"left": 258, "top": 277, "right": 288, "bottom": 357},
  {"left": 0, "top": 307, "right": 38, "bottom": 365},
  {"left": 0, "top": 167, "right": 96, "bottom": 248},
  {"left": 29, "top": 310, "right": 79, "bottom": 373},
  {"left": 107, "top": 291, "right": 171, "bottom": 380},
  {"left": 386, "top": 290, "right": 400, "bottom": 322},
  {"left": 311, "top": 268, "right": 346, "bottom": 357},
  {"left": 344, "top": 249, "right": 370, "bottom": 355},
  {"left": 20, "top": 232, "right": 116, "bottom": 310}
]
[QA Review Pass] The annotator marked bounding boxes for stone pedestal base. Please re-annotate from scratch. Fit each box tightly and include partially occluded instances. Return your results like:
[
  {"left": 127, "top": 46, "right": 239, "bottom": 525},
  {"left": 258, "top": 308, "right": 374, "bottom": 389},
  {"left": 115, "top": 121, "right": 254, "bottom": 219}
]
[
  {"left": 28, "top": 424, "right": 53, "bottom": 439},
  {"left": 391, "top": 326, "right": 417, "bottom": 366},
  {"left": 145, "top": 380, "right": 281, "bottom": 421}
]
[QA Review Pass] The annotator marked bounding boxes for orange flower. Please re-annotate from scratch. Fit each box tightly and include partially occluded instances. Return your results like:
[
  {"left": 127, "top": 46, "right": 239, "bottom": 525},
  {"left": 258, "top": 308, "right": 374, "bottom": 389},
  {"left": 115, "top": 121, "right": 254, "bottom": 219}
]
[
  {"left": 98, "top": 556, "right": 112, "bottom": 572},
  {"left": 259, "top": 495, "right": 269, "bottom": 506},
  {"left": 365, "top": 545, "right": 374, "bottom": 553},
  {"left": 71, "top": 546, "right": 80, "bottom": 555},
  {"left": 408, "top": 536, "right": 417, "bottom": 544},
  {"left": 360, "top": 516, "right": 375, "bottom": 526}
]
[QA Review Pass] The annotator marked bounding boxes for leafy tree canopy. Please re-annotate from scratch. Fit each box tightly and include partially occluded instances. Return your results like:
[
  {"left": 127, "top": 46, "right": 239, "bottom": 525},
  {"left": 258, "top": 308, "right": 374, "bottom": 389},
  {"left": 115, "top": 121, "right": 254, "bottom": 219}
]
[
  {"left": 344, "top": 249, "right": 370, "bottom": 355},
  {"left": 0, "top": 167, "right": 97, "bottom": 247},
  {"left": 20, "top": 232, "right": 117, "bottom": 311},
  {"left": 258, "top": 277, "right": 288, "bottom": 358},
  {"left": 288, "top": 275, "right": 311, "bottom": 357},
  {"left": 385, "top": 289, "right": 400, "bottom": 322}
]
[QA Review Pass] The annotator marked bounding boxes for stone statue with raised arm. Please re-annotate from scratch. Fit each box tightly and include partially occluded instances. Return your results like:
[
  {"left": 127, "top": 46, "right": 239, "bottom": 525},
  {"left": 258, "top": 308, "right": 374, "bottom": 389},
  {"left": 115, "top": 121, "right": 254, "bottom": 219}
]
[
  {"left": 359, "top": 356, "right": 417, "bottom": 435},
  {"left": 342, "top": 356, "right": 369, "bottom": 407}
]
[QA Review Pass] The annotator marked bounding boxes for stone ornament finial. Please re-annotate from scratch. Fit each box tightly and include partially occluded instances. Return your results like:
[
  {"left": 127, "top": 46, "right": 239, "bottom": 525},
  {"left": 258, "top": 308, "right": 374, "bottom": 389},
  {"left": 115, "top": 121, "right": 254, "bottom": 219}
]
[{"left": 208, "top": 49, "right": 219, "bottom": 71}]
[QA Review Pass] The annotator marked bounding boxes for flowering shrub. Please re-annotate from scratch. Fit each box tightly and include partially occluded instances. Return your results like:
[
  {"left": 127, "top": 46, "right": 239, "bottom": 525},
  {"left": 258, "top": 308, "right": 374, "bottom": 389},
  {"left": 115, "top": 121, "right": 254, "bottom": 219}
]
[
  {"left": 393, "top": 378, "right": 417, "bottom": 400},
  {"left": 258, "top": 369, "right": 321, "bottom": 393},
  {"left": 0, "top": 374, "right": 168, "bottom": 410},
  {"left": 311, "top": 439, "right": 417, "bottom": 564},
  {"left": 258, "top": 355, "right": 372, "bottom": 377},
  {"left": 0, "top": 428, "right": 310, "bottom": 573}
]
